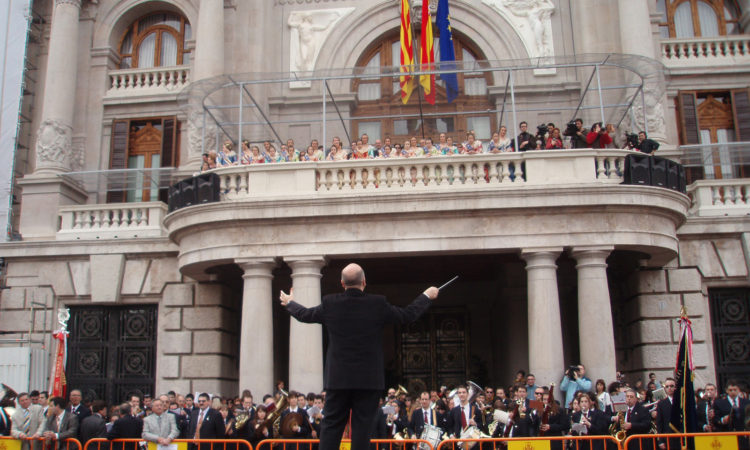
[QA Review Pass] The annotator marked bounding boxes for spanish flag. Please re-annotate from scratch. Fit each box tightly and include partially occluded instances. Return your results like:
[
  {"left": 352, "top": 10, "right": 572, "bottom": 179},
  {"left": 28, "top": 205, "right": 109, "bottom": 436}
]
[
  {"left": 399, "top": 0, "right": 415, "bottom": 104},
  {"left": 420, "top": 0, "right": 436, "bottom": 105}
]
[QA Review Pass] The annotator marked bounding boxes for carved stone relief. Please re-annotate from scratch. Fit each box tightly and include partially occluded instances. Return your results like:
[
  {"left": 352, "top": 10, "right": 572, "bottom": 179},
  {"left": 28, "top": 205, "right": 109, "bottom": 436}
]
[
  {"left": 36, "top": 119, "right": 74, "bottom": 172},
  {"left": 287, "top": 8, "right": 355, "bottom": 88},
  {"left": 187, "top": 109, "right": 217, "bottom": 159},
  {"left": 482, "top": 0, "right": 556, "bottom": 74}
]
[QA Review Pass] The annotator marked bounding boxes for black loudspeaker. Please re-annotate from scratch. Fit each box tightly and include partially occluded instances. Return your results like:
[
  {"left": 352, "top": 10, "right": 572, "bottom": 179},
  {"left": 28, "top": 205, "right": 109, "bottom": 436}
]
[
  {"left": 650, "top": 156, "right": 668, "bottom": 187},
  {"left": 196, "top": 172, "right": 220, "bottom": 204},
  {"left": 179, "top": 179, "right": 196, "bottom": 208},
  {"left": 678, "top": 164, "right": 686, "bottom": 193},
  {"left": 624, "top": 153, "right": 651, "bottom": 185},
  {"left": 168, "top": 183, "right": 182, "bottom": 213},
  {"left": 667, "top": 160, "right": 681, "bottom": 191}
]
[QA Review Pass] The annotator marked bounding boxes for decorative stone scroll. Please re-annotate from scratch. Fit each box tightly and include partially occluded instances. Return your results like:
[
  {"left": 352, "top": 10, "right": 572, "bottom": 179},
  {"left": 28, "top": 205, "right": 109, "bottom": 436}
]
[
  {"left": 35, "top": 119, "right": 74, "bottom": 172},
  {"left": 482, "top": 0, "right": 556, "bottom": 74},
  {"left": 287, "top": 7, "right": 355, "bottom": 88},
  {"left": 187, "top": 109, "right": 217, "bottom": 159}
]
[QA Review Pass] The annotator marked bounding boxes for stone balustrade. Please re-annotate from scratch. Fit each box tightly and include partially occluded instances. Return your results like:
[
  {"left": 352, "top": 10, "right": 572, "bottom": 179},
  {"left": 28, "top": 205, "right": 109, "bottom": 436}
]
[
  {"left": 214, "top": 149, "right": 628, "bottom": 199},
  {"left": 687, "top": 179, "right": 750, "bottom": 217},
  {"left": 57, "top": 202, "right": 167, "bottom": 240},
  {"left": 106, "top": 66, "right": 190, "bottom": 98},
  {"left": 661, "top": 35, "right": 750, "bottom": 69}
]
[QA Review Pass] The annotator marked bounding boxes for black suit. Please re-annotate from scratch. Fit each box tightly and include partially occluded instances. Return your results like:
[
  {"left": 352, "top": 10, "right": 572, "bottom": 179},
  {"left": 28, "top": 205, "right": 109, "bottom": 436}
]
[
  {"left": 80, "top": 413, "right": 108, "bottom": 450},
  {"left": 107, "top": 415, "right": 143, "bottom": 450},
  {"left": 0, "top": 408, "right": 10, "bottom": 436},
  {"left": 570, "top": 409, "right": 609, "bottom": 450},
  {"left": 655, "top": 398, "right": 680, "bottom": 450},
  {"left": 446, "top": 403, "right": 484, "bottom": 438},
  {"left": 287, "top": 288, "right": 431, "bottom": 450},
  {"left": 713, "top": 396, "right": 749, "bottom": 431},
  {"left": 169, "top": 410, "right": 190, "bottom": 439},
  {"left": 623, "top": 403, "right": 653, "bottom": 450},
  {"left": 281, "top": 408, "right": 312, "bottom": 438},
  {"left": 188, "top": 407, "right": 225, "bottom": 450},
  {"left": 537, "top": 408, "right": 569, "bottom": 450},
  {"left": 696, "top": 398, "right": 715, "bottom": 432},
  {"left": 70, "top": 404, "right": 92, "bottom": 442},
  {"left": 408, "top": 407, "right": 444, "bottom": 437}
]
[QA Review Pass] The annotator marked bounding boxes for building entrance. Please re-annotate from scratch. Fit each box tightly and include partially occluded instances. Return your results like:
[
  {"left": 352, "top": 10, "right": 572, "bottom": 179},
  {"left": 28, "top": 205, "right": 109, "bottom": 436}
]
[{"left": 67, "top": 305, "right": 157, "bottom": 406}]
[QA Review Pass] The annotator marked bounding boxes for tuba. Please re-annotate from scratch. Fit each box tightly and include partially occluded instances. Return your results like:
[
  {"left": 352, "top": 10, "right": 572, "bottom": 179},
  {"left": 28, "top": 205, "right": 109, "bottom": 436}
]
[{"left": 255, "top": 389, "right": 288, "bottom": 439}]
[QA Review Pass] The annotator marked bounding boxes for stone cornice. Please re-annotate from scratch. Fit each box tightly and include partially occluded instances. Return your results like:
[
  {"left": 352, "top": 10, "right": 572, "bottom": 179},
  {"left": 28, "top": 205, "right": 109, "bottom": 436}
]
[{"left": 55, "top": 0, "right": 82, "bottom": 8}]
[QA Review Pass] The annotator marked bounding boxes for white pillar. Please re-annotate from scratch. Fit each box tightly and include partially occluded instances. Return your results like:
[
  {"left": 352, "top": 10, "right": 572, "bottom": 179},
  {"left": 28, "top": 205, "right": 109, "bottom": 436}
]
[
  {"left": 193, "top": 0, "right": 225, "bottom": 81},
  {"left": 287, "top": 258, "right": 326, "bottom": 393},
  {"left": 617, "top": 0, "right": 656, "bottom": 59},
  {"left": 238, "top": 259, "right": 276, "bottom": 399},
  {"left": 572, "top": 247, "right": 617, "bottom": 384},
  {"left": 35, "top": 0, "right": 82, "bottom": 174},
  {"left": 521, "top": 248, "right": 565, "bottom": 386}
]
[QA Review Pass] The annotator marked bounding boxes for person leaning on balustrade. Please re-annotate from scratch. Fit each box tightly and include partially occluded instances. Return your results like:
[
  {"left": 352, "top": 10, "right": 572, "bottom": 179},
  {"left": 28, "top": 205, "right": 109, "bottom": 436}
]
[{"left": 79, "top": 400, "right": 108, "bottom": 450}]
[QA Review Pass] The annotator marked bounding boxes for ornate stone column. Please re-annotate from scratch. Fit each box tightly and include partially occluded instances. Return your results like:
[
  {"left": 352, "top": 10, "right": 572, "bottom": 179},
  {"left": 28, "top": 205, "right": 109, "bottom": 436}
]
[
  {"left": 186, "top": 0, "right": 225, "bottom": 166},
  {"left": 19, "top": 0, "right": 87, "bottom": 239},
  {"left": 287, "top": 258, "right": 326, "bottom": 393},
  {"left": 521, "top": 248, "right": 564, "bottom": 386},
  {"left": 237, "top": 259, "right": 276, "bottom": 400},
  {"left": 571, "top": 246, "right": 616, "bottom": 384},
  {"left": 35, "top": 0, "right": 82, "bottom": 174}
]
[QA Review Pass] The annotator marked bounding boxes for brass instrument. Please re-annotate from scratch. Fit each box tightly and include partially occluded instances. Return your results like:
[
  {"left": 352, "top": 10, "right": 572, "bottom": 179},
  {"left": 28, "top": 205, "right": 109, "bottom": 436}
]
[
  {"left": 255, "top": 389, "right": 287, "bottom": 439},
  {"left": 234, "top": 407, "right": 253, "bottom": 430},
  {"left": 608, "top": 411, "right": 627, "bottom": 443},
  {"left": 395, "top": 385, "right": 408, "bottom": 397},
  {"left": 517, "top": 399, "right": 526, "bottom": 419}
]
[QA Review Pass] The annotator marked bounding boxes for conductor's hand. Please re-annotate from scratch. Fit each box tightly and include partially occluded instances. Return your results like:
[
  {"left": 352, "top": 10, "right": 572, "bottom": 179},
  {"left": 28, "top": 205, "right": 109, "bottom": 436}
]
[
  {"left": 424, "top": 286, "right": 439, "bottom": 299},
  {"left": 280, "top": 288, "right": 294, "bottom": 306}
]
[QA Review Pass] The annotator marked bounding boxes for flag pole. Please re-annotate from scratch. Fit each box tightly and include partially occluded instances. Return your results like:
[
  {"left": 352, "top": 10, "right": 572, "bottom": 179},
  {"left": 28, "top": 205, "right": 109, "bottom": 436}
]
[{"left": 410, "top": 2, "right": 426, "bottom": 140}]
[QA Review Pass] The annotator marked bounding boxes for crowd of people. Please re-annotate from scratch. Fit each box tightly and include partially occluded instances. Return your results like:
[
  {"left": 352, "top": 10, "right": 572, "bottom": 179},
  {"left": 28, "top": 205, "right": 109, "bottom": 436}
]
[
  {"left": 1, "top": 368, "right": 747, "bottom": 450},
  {"left": 198, "top": 120, "right": 660, "bottom": 171}
]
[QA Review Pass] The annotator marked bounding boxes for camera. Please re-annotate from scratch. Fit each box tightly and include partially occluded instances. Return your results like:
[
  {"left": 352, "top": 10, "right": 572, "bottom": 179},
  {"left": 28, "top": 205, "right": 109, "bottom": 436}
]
[
  {"left": 565, "top": 365, "right": 580, "bottom": 379},
  {"left": 564, "top": 121, "right": 578, "bottom": 136},
  {"left": 536, "top": 124, "right": 549, "bottom": 137},
  {"left": 626, "top": 133, "right": 639, "bottom": 148}
]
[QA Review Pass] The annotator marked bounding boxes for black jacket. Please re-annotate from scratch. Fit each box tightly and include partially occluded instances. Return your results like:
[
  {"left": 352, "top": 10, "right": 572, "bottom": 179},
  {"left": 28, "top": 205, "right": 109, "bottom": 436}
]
[
  {"left": 447, "top": 403, "right": 484, "bottom": 438},
  {"left": 80, "top": 414, "right": 108, "bottom": 449},
  {"left": 408, "top": 407, "right": 445, "bottom": 437},
  {"left": 287, "top": 289, "right": 431, "bottom": 390},
  {"left": 188, "top": 408, "right": 225, "bottom": 439},
  {"left": 107, "top": 415, "right": 142, "bottom": 450}
]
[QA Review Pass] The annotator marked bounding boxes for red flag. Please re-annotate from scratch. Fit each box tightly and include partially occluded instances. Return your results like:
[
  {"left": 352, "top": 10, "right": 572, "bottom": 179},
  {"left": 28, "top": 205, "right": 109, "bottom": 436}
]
[
  {"left": 420, "top": 0, "right": 435, "bottom": 105},
  {"left": 50, "top": 330, "right": 68, "bottom": 398},
  {"left": 399, "top": 0, "right": 415, "bottom": 104}
]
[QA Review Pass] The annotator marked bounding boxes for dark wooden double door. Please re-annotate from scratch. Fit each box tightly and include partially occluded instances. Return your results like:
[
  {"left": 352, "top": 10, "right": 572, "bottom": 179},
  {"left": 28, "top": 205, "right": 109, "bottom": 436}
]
[
  {"left": 709, "top": 289, "right": 750, "bottom": 390},
  {"left": 67, "top": 305, "right": 157, "bottom": 406}
]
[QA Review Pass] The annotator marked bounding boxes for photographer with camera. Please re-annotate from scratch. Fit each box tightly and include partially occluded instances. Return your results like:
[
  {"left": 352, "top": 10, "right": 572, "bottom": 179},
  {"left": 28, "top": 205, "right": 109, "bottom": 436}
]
[
  {"left": 636, "top": 131, "right": 660, "bottom": 155},
  {"left": 560, "top": 364, "right": 592, "bottom": 413},
  {"left": 563, "top": 118, "right": 588, "bottom": 148},
  {"left": 585, "top": 122, "right": 612, "bottom": 149}
]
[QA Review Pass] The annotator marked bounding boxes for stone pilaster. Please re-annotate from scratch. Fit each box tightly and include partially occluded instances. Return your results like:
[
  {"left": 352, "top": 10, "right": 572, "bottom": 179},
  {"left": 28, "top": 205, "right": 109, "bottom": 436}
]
[
  {"left": 740, "top": 0, "right": 750, "bottom": 32},
  {"left": 572, "top": 246, "right": 616, "bottom": 384},
  {"left": 237, "top": 259, "right": 276, "bottom": 400},
  {"left": 35, "top": 0, "right": 82, "bottom": 174},
  {"left": 521, "top": 248, "right": 564, "bottom": 386},
  {"left": 287, "top": 257, "right": 326, "bottom": 393}
]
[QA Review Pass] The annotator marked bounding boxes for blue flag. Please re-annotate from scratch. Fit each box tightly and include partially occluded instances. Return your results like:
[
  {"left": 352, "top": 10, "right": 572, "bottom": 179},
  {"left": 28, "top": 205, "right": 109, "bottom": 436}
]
[
  {"left": 436, "top": 0, "right": 458, "bottom": 103},
  {"left": 670, "top": 311, "right": 698, "bottom": 434}
]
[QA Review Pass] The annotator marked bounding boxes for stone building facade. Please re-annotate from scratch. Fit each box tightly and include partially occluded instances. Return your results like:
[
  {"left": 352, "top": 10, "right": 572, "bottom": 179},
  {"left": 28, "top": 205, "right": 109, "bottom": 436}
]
[{"left": 0, "top": 0, "right": 749, "bottom": 405}]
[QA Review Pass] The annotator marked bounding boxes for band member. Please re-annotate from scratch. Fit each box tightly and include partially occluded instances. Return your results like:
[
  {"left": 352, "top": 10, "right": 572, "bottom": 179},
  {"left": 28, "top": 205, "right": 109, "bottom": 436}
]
[
  {"left": 447, "top": 385, "right": 484, "bottom": 438},
  {"left": 614, "top": 389, "right": 652, "bottom": 450},
  {"left": 697, "top": 383, "right": 717, "bottom": 432},
  {"left": 654, "top": 378, "right": 679, "bottom": 450},
  {"left": 409, "top": 392, "right": 444, "bottom": 437},
  {"left": 248, "top": 405, "right": 272, "bottom": 448},
  {"left": 536, "top": 390, "right": 569, "bottom": 450},
  {"left": 503, "top": 386, "right": 534, "bottom": 438},
  {"left": 569, "top": 393, "right": 608, "bottom": 450}
]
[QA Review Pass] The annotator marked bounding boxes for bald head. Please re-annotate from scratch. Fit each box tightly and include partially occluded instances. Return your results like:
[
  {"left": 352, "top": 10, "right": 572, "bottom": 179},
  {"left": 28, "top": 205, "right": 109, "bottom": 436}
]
[{"left": 341, "top": 263, "right": 365, "bottom": 290}]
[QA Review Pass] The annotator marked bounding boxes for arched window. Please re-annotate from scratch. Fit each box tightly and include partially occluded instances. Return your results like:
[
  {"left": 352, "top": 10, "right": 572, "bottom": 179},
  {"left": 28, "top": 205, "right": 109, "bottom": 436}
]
[
  {"left": 352, "top": 30, "right": 494, "bottom": 146},
  {"left": 656, "top": 0, "right": 741, "bottom": 38},
  {"left": 118, "top": 12, "right": 191, "bottom": 69}
]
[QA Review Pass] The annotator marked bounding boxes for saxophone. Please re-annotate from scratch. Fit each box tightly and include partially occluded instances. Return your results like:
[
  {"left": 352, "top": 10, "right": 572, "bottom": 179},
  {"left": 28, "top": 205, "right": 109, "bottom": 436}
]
[{"left": 608, "top": 411, "right": 627, "bottom": 443}]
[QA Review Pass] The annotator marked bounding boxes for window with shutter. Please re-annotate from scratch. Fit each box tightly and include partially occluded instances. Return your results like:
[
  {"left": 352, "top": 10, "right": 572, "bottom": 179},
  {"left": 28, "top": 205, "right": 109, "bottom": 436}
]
[
  {"left": 107, "top": 119, "right": 129, "bottom": 203},
  {"left": 678, "top": 92, "right": 700, "bottom": 145}
]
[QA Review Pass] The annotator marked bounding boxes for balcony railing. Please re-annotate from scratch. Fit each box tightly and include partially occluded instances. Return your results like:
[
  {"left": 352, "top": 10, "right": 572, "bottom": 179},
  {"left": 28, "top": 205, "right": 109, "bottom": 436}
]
[
  {"left": 215, "top": 150, "right": 627, "bottom": 199},
  {"left": 688, "top": 179, "right": 750, "bottom": 217},
  {"left": 57, "top": 202, "right": 167, "bottom": 240},
  {"left": 661, "top": 35, "right": 750, "bottom": 69},
  {"left": 106, "top": 66, "right": 190, "bottom": 98}
]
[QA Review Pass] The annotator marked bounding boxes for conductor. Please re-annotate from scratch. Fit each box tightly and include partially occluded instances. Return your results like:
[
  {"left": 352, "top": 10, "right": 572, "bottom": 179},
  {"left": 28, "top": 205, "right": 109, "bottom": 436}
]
[{"left": 280, "top": 263, "right": 439, "bottom": 450}]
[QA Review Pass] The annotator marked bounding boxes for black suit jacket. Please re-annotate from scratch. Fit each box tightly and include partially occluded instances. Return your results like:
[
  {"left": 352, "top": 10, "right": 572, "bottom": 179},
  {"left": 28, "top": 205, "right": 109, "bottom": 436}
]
[
  {"left": 408, "top": 407, "right": 445, "bottom": 437},
  {"left": 280, "top": 408, "right": 312, "bottom": 438},
  {"left": 287, "top": 289, "right": 431, "bottom": 390},
  {"left": 713, "top": 396, "right": 750, "bottom": 431},
  {"left": 80, "top": 414, "right": 108, "bottom": 448},
  {"left": 70, "top": 404, "right": 91, "bottom": 422},
  {"left": 570, "top": 409, "right": 608, "bottom": 436},
  {"left": 447, "top": 404, "right": 484, "bottom": 438},
  {"left": 107, "top": 415, "right": 143, "bottom": 450},
  {"left": 624, "top": 403, "right": 651, "bottom": 435},
  {"left": 188, "top": 408, "right": 225, "bottom": 439},
  {"left": 697, "top": 398, "right": 715, "bottom": 431}
]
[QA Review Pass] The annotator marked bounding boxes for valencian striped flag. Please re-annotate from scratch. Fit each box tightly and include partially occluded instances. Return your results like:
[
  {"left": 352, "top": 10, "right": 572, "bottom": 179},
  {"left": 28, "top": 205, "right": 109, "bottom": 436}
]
[
  {"left": 670, "top": 307, "right": 698, "bottom": 434},
  {"left": 420, "top": 0, "right": 436, "bottom": 105},
  {"left": 436, "top": 0, "right": 458, "bottom": 103},
  {"left": 399, "top": 0, "right": 415, "bottom": 104}
]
